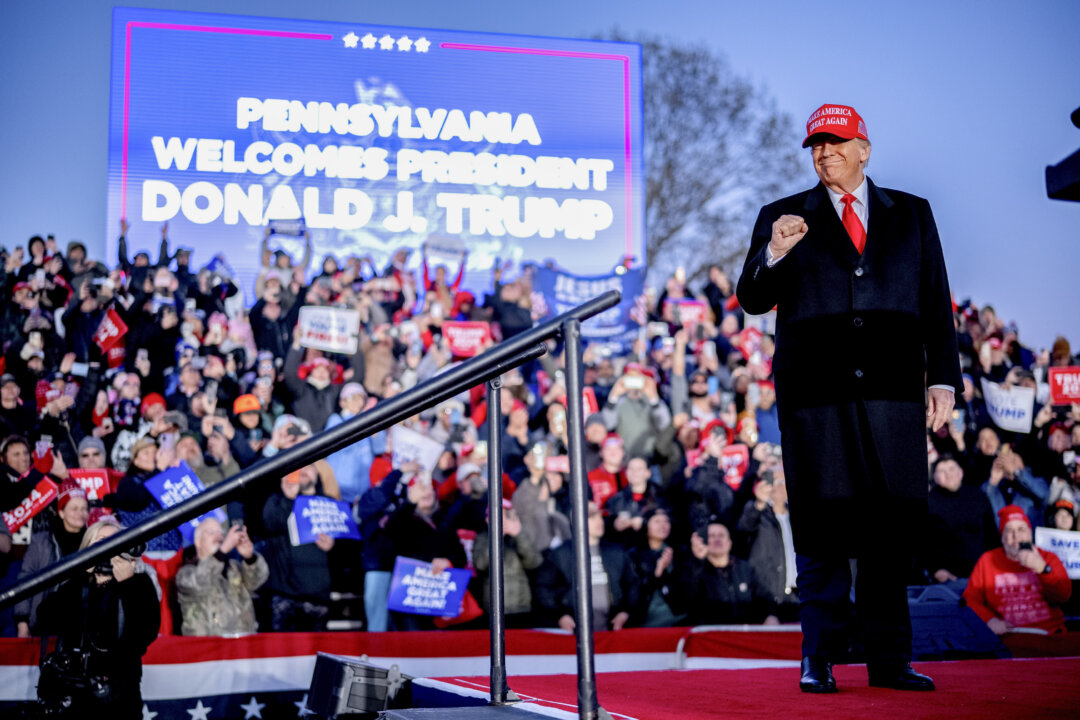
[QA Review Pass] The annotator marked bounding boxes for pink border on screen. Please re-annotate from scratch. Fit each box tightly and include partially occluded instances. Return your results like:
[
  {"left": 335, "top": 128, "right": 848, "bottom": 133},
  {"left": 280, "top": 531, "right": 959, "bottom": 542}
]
[
  {"left": 122, "top": 27, "right": 636, "bottom": 261},
  {"left": 441, "top": 42, "right": 636, "bottom": 260},
  {"left": 121, "top": 22, "right": 333, "bottom": 219}
]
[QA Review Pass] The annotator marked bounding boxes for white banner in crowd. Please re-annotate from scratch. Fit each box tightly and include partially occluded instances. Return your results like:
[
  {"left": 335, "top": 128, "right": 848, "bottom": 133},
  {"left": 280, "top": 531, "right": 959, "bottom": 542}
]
[
  {"left": 389, "top": 426, "right": 445, "bottom": 473},
  {"left": 1035, "top": 528, "right": 1080, "bottom": 580},
  {"left": 297, "top": 306, "right": 361, "bottom": 355},
  {"left": 980, "top": 377, "right": 1035, "bottom": 434}
]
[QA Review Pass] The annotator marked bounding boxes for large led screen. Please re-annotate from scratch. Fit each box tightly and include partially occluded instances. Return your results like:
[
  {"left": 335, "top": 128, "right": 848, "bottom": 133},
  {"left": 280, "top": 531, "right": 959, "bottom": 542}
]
[{"left": 107, "top": 7, "right": 644, "bottom": 297}]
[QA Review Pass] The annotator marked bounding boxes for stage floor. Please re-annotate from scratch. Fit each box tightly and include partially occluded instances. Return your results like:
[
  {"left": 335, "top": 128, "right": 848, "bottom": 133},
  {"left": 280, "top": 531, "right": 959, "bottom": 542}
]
[{"left": 419, "top": 657, "right": 1080, "bottom": 720}]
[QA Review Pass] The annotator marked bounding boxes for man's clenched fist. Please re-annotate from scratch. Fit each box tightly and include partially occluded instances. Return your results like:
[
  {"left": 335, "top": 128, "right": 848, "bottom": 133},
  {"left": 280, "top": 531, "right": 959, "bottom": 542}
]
[{"left": 769, "top": 214, "right": 809, "bottom": 260}]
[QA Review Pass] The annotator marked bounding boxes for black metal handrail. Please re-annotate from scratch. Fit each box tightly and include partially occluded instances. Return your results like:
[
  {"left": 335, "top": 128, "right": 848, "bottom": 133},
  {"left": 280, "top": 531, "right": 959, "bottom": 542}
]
[{"left": 0, "top": 288, "right": 620, "bottom": 720}]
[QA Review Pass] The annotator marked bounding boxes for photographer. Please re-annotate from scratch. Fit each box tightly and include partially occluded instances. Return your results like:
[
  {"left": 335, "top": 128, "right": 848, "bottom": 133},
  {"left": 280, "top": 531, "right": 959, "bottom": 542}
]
[{"left": 36, "top": 517, "right": 160, "bottom": 718}]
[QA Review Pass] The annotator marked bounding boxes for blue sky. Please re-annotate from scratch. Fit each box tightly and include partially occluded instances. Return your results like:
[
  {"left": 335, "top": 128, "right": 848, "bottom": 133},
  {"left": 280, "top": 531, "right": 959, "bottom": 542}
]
[{"left": 2, "top": 0, "right": 1078, "bottom": 348}]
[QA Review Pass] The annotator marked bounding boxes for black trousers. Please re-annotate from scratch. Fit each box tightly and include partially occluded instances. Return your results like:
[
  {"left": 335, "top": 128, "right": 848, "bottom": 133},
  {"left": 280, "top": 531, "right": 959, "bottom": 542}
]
[
  {"left": 795, "top": 401, "right": 917, "bottom": 668},
  {"left": 796, "top": 547, "right": 912, "bottom": 666}
]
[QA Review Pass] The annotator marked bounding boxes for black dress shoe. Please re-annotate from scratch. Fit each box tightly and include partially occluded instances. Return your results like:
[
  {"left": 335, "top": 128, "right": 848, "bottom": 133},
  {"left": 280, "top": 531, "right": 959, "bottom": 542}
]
[
  {"left": 800, "top": 656, "right": 838, "bottom": 693},
  {"left": 868, "top": 664, "right": 935, "bottom": 691}
]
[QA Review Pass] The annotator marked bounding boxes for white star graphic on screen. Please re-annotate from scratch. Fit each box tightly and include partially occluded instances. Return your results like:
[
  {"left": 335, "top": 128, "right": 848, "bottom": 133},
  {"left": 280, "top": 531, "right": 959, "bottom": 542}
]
[
  {"left": 240, "top": 696, "right": 266, "bottom": 719},
  {"left": 186, "top": 700, "right": 211, "bottom": 720},
  {"left": 342, "top": 32, "right": 359, "bottom": 48},
  {"left": 295, "top": 694, "right": 315, "bottom": 717},
  {"left": 142, "top": 705, "right": 158, "bottom": 720},
  {"left": 414, "top": 37, "right": 431, "bottom": 53},
  {"left": 378, "top": 34, "right": 395, "bottom": 50},
  {"left": 360, "top": 33, "right": 377, "bottom": 49},
  {"left": 397, "top": 35, "right": 413, "bottom": 52}
]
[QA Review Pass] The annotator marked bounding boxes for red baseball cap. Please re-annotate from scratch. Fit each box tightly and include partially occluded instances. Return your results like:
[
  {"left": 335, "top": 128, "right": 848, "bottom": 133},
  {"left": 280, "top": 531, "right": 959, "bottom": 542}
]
[
  {"left": 140, "top": 392, "right": 166, "bottom": 416},
  {"left": 603, "top": 433, "right": 623, "bottom": 448},
  {"left": 997, "top": 504, "right": 1031, "bottom": 534},
  {"left": 802, "top": 103, "right": 869, "bottom": 148}
]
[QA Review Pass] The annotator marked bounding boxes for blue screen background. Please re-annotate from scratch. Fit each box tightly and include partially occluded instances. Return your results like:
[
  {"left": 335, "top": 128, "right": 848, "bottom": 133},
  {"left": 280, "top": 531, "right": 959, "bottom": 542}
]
[{"left": 107, "top": 7, "right": 643, "bottom": 299}]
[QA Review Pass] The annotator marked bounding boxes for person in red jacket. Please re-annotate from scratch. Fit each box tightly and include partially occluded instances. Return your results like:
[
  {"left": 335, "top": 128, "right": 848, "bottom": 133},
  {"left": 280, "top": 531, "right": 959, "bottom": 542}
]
[
  {"left": 963, "top": 504, "right": 1072, "bottom": 635},
  {"left": 587, "top": 433, "right": 626, "bottom": 511}
]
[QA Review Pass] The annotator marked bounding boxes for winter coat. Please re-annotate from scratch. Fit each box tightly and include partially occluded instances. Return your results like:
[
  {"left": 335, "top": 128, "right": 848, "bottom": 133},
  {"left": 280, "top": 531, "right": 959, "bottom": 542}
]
[
  {"left": 262, "top": 492, "right": 332, "bottom": 602},
  {"left": 473, "top": 530, "right": 543, "bottom": 615},
  {"left": 13, "top": 516, "right": 85, "bottom": 632},
  {"left": 736, "top": 501, "right": 798, "bottom": 609},
  {"left": 535, "top": 541, "right": 639, "bottom": 627},
  {"left": 176, "top": 550, "right": 269, "bottom": 636},
  {"left": 736, "top": 180, "right": 962, "bottom": 555}
]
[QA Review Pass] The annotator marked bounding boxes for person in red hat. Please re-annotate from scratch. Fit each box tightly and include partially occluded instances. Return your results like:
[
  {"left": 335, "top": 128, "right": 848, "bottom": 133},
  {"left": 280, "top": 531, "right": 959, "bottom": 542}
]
[
  {"left": 962, "top": 505, "right": 1071, "bottom": 635},
  {"left": 737, "top": 103, "right": 962, "bottom": 692},
  {"left": 284, "top": 333, "right": 356, "bottom": 432},
  {"left": 588, "top": 433, "right": 627, "bottom": 510}
]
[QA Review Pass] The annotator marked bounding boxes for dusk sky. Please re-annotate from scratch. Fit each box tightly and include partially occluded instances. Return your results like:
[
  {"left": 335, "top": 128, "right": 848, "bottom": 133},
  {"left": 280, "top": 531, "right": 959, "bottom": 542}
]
[{"left": 2, "top": 0, "right": 1078, "bottom": 348}]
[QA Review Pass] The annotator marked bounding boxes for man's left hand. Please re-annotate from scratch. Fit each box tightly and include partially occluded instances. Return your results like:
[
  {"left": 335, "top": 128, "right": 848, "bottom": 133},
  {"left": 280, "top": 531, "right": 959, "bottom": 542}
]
[
  {"left": 926, "top": 387, "right": 955, "bottom": 432},
  {"left": 1017, "top": 548, "right": 1048, "bottom": 574},
  {"left": 610, "top": 611, "right": 630, "bottom": 631}
]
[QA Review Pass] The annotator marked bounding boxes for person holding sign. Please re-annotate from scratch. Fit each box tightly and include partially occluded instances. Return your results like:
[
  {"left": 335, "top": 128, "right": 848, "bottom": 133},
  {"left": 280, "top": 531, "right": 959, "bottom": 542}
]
[
  {"left": 14, "top": 481, "right": 89, "bottom": 637},
  {"left": 385, "top": 469, "right": 461, "bottom": 630},
  {"left": 261, "top": 466, "right": 335, "bottom": 631},
  {"left": 736, "top": 104, "right": 962, "bottom": 692},
  {"left": 963, "top": 505, "right": 1071, "bottom": 635}
]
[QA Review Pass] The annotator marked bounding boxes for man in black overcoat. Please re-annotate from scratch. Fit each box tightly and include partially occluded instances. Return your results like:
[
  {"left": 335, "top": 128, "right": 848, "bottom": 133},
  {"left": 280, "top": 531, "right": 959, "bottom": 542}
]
[{"left": 736, "top": 103, "right": 962, "bottom": 693}]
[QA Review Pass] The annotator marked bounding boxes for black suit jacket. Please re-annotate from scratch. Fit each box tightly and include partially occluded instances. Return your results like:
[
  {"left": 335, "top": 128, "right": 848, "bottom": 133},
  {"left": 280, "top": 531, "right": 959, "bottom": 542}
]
[{"left": 736, "top": 180, "right": 962, "bottom": 554}]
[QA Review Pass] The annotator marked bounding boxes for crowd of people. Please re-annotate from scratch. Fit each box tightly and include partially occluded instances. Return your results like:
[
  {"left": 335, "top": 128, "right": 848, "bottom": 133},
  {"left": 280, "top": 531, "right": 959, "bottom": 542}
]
[{"left": 0, "top": 226, "right": 1077, "bottom": 645}]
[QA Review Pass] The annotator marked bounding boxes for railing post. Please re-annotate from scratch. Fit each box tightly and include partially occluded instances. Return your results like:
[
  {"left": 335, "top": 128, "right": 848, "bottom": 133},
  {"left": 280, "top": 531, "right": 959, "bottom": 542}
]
[
  {"left": 486, "top": 376, "right": 514, "bottom": 705},
  {"left": 563, "top": 318, "right": 601, "bottom": 720}
]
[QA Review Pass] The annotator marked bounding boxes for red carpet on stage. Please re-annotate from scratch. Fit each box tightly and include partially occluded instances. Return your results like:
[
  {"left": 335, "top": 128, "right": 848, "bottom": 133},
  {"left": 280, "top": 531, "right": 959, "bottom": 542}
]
[{"left": 436, "top": 658, "right": 1080, "bottom": 720}]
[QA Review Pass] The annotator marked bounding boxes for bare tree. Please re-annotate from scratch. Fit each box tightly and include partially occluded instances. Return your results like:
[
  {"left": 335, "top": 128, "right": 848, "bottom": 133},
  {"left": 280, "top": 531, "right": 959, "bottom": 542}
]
[{"left": 608, "top": 32, "right": 810, "bottom": 285}]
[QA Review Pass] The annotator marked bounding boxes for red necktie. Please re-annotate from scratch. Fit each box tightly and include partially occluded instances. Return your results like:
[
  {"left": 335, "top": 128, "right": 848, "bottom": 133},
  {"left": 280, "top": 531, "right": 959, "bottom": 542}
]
[{"left": 841, "top": 194, "right": 866, "bottom": 254}]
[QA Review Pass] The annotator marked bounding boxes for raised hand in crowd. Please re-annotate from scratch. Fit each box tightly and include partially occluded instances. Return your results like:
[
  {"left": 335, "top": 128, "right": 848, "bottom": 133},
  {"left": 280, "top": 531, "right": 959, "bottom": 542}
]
[
  {"left": 235, "top": 526, "right": 255, "bottom": 559},
  {"left": 988, "top": 457, "right": 1007, "bottom": 487},
  {"left": 155, "top": 442, "right": 178, "bottom": 471},
  {"left": 4, "top": 246, "right": 23, "bottom": 272},
  {"left": 44, "top": 394, "right": 75, "bottom": 418},
  {"left": 282, "top": 474, "right": 301, "bottom": 500},
  {"left": 655, "top": 546, "right": 674, "bottom": 578},
  {"left": 1033, "top": 403, "right": 1055, "bottom": 431},
  {"left": 503, "top": 509, "right": 523, "bottom": 538},
  {"left": 49, "top": 451, "right": 68, "bottom": 480},
  {"left": 690, "top": 531, "right": 707, "bottom": 560},
  {"left": 220, "top": 523, "right": 243, "bottom": 555},
  {"left": 753, "top": 476, "right": 772, "bottom": 511}
]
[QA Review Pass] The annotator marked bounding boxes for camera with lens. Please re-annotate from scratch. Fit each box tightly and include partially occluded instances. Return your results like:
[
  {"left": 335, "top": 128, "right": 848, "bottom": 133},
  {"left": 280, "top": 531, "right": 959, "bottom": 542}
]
[
  {"left": 37, "top": 646, "right": 111, "bottom": 716},
  {"left": 91, "top": 541, "right": 148, "bottom": 577}
]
